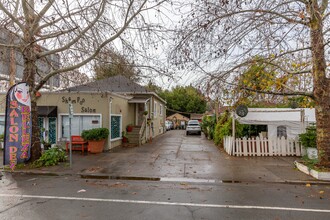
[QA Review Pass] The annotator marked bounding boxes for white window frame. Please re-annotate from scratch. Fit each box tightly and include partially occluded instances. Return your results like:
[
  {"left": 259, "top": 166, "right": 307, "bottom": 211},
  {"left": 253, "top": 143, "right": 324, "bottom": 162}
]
[
  {"left": 154, "top": 101, "right": 157, "bottom": 118},
  {"left": 160, "top": 104, "right": 163, "bottom": 116},
  {"left": 0, "top": 114, "right": 5, "bottom": 135},
  {"left": 58, "top": 113, "right": 102, "bottom": 141},
  {"left": 110, "top": 114, "right": 122, "bottom": 141}
]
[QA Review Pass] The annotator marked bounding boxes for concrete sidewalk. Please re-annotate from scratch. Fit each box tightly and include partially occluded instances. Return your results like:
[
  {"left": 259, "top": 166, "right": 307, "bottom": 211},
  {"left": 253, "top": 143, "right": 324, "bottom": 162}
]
[{"left": 0, "top": 130, "right": 323, "bottom": 183}]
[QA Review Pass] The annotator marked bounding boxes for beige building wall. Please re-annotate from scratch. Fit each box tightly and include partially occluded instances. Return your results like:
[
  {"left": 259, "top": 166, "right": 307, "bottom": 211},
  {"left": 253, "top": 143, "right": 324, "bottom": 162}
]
[
  {"left": 151, "top": 95, "right": 166, "bottom": 137},
  {"left": 38, "top": 92, "right": 113, "bottom": 148},
  {"left": 110, "top": 94, "right": 134, "bottom": 149},
  {"left": 0, "top": 91, "right": 166, "bottom": 149},
  {"left": 0, "top": 94, "right": 6, "bottom": 113}
]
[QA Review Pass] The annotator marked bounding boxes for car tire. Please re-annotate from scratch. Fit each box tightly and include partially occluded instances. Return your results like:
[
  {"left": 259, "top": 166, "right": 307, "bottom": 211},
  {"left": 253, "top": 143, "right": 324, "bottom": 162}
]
[
  {"left": 199, "top": 132, "right": 201, "bottom": 135},
  {"left": 186, "top": 131, "right": 189, "bottom": 135}
]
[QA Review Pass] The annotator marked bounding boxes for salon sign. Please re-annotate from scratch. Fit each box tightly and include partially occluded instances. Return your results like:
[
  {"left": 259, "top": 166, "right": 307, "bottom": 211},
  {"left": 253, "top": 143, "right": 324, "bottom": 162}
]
[{"left": 3, "top": 82, "right": 32, "bottom": 170}]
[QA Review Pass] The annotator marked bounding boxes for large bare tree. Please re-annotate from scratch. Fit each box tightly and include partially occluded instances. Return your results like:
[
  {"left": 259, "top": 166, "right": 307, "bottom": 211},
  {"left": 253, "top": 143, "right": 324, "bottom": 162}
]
[
  {"left": 0, "top": 0, "right": 168, "bottom": 161},
  {"left": 172, "top": 0, "right": 330, "bottom": 166}
]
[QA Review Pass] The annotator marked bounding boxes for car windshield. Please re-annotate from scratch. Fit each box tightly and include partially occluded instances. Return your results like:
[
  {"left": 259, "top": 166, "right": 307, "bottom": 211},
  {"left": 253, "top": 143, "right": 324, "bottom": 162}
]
[{"left": 188, "top": 121, "right": 199, "bottom": 126}]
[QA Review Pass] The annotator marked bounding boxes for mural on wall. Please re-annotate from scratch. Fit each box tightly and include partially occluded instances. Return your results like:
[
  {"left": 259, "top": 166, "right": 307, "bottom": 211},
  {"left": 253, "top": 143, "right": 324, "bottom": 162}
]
[{"left": 3, "top": 82, "right": 32, "bottom": 170}]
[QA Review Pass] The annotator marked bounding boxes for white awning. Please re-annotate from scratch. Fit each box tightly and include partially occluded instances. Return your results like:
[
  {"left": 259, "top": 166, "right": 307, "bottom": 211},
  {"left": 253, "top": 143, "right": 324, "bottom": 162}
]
[{"left": 128, "top": 97, "right": 150, "bottom": 104}]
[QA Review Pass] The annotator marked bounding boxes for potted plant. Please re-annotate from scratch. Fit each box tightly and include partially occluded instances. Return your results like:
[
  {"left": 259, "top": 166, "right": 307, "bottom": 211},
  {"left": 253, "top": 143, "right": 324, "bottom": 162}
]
[
  {"left": 122, "top": 131, "right": 129, "bottom": 143},
  {"left": 299, "top": 125, "right": 317, "bottom": 159},
  {"left": 121, "top": 131, "right": 129, "bottom": 147},
  {"left": 81, "top": 128, "right": 109, "bottom": 153},
  {"left": 143, "top": 110, "right": 148, "bottom": 116},
  {"left": 42, "top": 140, "right": 51, "bottom": 150},
  {"left": 126, "top": 123, "right": 134, "bottom": 132}
]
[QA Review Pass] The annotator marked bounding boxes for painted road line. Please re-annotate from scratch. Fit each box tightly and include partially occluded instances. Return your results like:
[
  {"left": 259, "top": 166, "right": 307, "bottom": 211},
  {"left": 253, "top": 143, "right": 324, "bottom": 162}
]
[{"left": 0, "top": 193, "right": 330, "bottom": 213}]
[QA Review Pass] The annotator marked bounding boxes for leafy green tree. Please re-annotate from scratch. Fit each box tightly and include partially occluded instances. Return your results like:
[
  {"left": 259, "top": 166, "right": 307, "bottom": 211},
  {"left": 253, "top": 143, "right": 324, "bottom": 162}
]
[
  {"left": 233, "top": 57, "right": 315, "bottom": 108},
  {"left": 201, "top": 115, "right": 216, "bottom": 139},
  {"left": 145, "top": 81, "right": 165, "bottom": 96},
  {"left": 94, "top": 51, "right": 140, "bottom": 82},
  {"left": 214, "top": 111, "right": 244, "bottom": 146},
  {"left": 163, "top": 85, "right": 207, "bottom": 115}
]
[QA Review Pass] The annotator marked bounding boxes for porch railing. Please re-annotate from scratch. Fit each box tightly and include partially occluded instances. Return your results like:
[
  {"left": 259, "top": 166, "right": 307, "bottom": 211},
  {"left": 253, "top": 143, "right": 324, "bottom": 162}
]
[{"left": 138, "top": 117, "right": 147, "bottom": 146}]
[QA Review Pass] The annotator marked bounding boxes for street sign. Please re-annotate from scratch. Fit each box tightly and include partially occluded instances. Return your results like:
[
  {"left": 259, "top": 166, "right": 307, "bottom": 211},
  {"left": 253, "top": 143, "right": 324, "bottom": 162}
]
[
  {"left": 69, "top": 103, "right": 74, "bottom": 119},
  {"left": 236, "top": 105, "right": 248, "bottom": 117}
]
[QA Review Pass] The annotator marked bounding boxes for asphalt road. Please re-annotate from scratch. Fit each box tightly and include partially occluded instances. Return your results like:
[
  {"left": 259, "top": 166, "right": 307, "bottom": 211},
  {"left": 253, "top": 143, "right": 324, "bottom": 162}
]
[{"left": 1, "top": 172, "right": 330, "bottom": 220}]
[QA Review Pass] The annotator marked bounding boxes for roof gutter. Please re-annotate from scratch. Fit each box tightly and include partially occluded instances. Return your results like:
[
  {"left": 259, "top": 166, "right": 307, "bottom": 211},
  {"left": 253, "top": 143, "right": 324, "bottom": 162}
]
[
  {"left": 116, "top": 91, "right": 166, "bottom": 104},
  {"left": 36, "top": 91, "right": 131, "bottom": 100}
]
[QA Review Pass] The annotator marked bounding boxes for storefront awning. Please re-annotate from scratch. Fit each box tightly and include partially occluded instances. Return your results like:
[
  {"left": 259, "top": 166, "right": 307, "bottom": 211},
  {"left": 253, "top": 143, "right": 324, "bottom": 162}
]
[
  {"left": 37, "top": 106, "right": 57, "bottom": 117},
  {"left": 128, "top": 97, "right": 150, "bottom": 104}
]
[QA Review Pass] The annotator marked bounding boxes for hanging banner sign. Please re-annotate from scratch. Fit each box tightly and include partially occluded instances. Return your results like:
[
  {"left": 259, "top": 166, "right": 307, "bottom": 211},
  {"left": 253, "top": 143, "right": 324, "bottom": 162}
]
[{"left": 3, "top": 82, "right": 32, "bottom": 170}]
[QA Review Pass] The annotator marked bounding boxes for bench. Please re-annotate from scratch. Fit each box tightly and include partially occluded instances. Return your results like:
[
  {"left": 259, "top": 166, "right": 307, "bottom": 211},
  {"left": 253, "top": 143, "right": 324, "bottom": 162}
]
[{"left": 66, "top": 135, "right": 88, "bottom": 153}]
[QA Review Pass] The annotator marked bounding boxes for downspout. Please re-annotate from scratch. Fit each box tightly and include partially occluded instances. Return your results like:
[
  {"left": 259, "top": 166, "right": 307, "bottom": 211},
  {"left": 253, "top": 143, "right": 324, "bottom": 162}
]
[
  {"left": 109, "top": 96, "right": 113, "bottom": 150},
  {"left": 232, "top": 111, "right": 236, "bottom": 152},
  {"left": 301, "top": 108, "right": 305, "bottom": 133}
]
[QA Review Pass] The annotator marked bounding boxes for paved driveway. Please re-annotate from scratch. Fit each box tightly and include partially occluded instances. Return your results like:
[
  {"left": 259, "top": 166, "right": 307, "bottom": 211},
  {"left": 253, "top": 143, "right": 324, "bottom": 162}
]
[
  {"left": 80, "top": 130, "right": 314, "bottom": 183},
  {"left": 1, "top": 130, "right": 315, "bottom": 183}
]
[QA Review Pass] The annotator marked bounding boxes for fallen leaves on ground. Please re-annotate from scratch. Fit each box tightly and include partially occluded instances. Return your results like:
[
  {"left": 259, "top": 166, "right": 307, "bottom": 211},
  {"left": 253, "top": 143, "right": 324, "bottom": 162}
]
[{"left": 109, "top": 182, "right": 128, "bottom": 188}]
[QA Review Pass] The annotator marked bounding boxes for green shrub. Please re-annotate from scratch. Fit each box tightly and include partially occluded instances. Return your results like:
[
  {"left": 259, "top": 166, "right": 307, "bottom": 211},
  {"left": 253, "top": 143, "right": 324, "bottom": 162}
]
[
  {"left": 32, "top": 147, "right": 67, "bottom": 168},
  {"left": 201, "top": 115, "right": 216, "bottom": 139},
  {"left": 214, "top": 114, "right": 244, "bottom": 146},
  {"left": 81, "top": 128, "right": 109, "bottom": 141},
  {"left": 299, "top": 125, "right": 317, "bottom": 148},
  {"left": 214, "top": 119, "right": 231, "bottom": 145}
]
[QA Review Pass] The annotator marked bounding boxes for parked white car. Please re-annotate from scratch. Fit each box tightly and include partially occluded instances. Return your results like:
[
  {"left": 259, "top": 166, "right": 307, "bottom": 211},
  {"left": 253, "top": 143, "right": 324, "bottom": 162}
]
[
  {"left": 186, "top": 120, "right": 201, "bottom": 135},
  {"left": 165, "top": 120, "right": 173, "bottom": 131}
]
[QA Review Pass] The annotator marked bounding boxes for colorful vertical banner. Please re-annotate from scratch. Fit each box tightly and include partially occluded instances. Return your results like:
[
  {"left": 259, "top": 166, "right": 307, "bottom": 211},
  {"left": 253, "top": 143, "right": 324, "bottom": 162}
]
[{"left": 3, "top": 82, "right": 32, "bottom": 170}]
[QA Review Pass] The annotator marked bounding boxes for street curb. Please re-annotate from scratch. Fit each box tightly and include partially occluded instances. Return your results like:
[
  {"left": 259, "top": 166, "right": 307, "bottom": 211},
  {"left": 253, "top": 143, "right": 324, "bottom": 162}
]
[
  {"left": 78, "top": 173, "right": 330, "bottom": 185},
  {"left": 79, "top": 173, "right": 161, "bottom": 181},
  {"left": 2, "top": 170, "right": 330, "bottom": 185},
  {"left": 1, "top": 170, "right": 74, "bottom": 177}
]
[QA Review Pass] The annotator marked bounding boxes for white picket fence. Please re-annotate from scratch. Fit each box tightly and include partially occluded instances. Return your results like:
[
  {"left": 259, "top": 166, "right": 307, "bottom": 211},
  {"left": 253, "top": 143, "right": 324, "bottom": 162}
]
[{"left": 223, "top": 136, "right": 303, "bottom": 156}]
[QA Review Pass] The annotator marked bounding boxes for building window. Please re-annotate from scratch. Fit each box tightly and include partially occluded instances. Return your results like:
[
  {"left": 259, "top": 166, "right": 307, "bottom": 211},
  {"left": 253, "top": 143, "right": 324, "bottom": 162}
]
[
  {"left": 160, "top": 104, "right": 163, "bottom": 116},
  {"left": 111, "top": 114, "right": 122, "bottom": 140},
  {"left": 61, "top": 115, "right": 101, "bottom": 138},
  {"left": 277, "top": 126, "right": 287, "bottom": 138},
  {"left": 0, "top": 115, "right": 5, "bottom": 134},
  {"left": 154, "top": 101, "right": 157, "bottom": 117},
  {"left": 48, "top": 117, "right": 57, "bottom": 144}
]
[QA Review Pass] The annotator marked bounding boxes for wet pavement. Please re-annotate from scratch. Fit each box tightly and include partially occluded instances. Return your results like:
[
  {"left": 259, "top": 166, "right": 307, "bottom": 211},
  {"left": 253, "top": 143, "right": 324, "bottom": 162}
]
[{"left": 0, "top": 130, "right": 323, "bottom": 183}]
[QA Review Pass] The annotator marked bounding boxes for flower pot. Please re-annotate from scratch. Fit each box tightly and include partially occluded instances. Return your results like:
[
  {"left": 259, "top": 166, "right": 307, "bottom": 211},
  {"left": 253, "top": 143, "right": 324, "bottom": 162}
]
[
  {"left": 126, "top": 126, "right": 133, "bottom": 132},
  {"left": 306, "top": 147, "right": 318, "bottom": 159},
  {"left": 88, "top": 139, "right": 105, "bottom": 153},
  {"left": 122, "top": 136, "right": 128, "bottom": 143}
]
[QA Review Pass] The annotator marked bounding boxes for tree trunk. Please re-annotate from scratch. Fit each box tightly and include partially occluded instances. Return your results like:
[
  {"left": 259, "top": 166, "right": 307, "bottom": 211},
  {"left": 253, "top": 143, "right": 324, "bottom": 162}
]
[
  {"left": 308, "top": 2, "right": 330, "bottom": 167},
  {"left": 315, "top": 86, "right": 330, "bottom": 167}
]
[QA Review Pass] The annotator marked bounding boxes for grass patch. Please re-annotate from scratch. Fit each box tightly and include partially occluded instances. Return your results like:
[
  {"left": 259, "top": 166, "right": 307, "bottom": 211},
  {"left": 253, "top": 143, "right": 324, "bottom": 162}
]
[
  {"left": 301, "top": 155, "right": 330, "bottom": 172},
  {"left": 31, "top": 147, "right": 67, "bottom": 168}
]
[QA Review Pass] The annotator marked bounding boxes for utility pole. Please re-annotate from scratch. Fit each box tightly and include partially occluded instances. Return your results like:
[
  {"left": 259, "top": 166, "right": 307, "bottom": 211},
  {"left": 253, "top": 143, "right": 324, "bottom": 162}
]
[
  {"left": 68, "top": 102, "right": 74, "bottom": 168},
  {"left": 215, "top": 98, "right": 219, "bottom": 123}
]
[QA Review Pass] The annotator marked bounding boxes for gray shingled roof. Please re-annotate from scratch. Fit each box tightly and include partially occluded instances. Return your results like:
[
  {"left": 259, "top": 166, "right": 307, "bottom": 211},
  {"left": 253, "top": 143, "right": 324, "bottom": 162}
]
[{"left": 65, "top": 75, "right": 150, "bottom": 93}]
